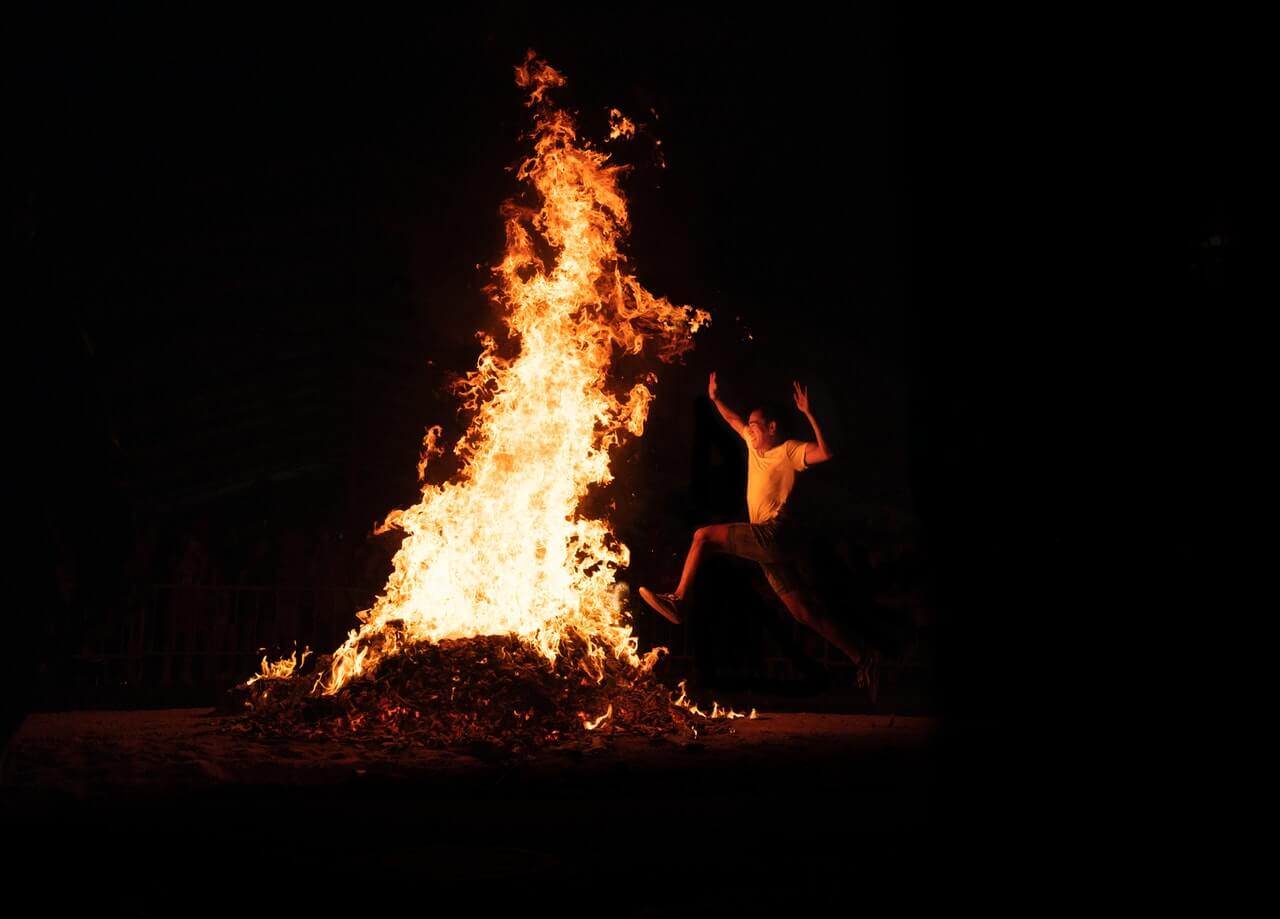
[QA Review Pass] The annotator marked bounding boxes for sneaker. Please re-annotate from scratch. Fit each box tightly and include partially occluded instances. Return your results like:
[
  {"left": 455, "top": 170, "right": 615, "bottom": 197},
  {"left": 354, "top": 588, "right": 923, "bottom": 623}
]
[
  {"left": 638, "top": 587, "right": 683, "bottom": 625},
  {"left": 856, "top": 649, "right": 881, "bottom": 705}
]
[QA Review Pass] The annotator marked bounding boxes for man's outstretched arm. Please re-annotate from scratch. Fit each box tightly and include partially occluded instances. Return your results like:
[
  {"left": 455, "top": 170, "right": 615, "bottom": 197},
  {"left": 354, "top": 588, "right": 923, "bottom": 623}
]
[
  {"left": 793, "top": 381, "right": 834, "bottom": 465},
  {"left": 708, "top": 372, "right": 745, "bottom": 435}
]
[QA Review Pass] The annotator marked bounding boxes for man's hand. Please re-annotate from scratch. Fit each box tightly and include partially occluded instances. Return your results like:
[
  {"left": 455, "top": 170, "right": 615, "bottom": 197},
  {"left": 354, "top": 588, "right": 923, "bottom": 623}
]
[
  {"left": 792, "top": 380, "right": 810, "bottom": 415},
  {"left": 708, "top": 372, "right": 744, "bottom": 434},
  {"left": 794, "top": 381, "right": 833, "bottom": 465}
]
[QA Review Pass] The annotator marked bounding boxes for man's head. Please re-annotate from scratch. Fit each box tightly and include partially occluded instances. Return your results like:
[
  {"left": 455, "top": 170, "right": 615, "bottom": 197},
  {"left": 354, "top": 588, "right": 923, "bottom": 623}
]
[{"left": 745, "top": 405, "right": 782, "bottom": 451}]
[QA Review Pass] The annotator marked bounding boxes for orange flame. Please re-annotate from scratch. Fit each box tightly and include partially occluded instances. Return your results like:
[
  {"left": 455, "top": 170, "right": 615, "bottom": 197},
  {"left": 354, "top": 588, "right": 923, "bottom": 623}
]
[
  {"left": 246, "top": 646, "right": 311, "bottom": 686},
  {"left": 608, "top": 109, "right": 636, "bottom": 141},
  {"left": 671, "top": 679, "right": 748, "bottom": 721},
  {"left": 312, "top": 53, "right": 709, "bottom": 695}
]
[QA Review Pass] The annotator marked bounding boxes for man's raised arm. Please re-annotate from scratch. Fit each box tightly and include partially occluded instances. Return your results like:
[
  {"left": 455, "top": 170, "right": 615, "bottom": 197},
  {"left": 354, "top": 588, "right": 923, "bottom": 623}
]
[
  {"left": 793, "top": 381, "right": 834, "bottom": 465},
  {"left": 708, "top": 372, "right": 745, "bottom": 435}
]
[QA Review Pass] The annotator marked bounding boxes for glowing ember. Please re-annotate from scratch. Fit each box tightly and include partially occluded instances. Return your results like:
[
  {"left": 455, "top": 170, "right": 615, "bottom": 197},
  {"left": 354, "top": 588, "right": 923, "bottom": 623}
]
[{"left": 240, "top": 632, "right": 701, "bottom": 749}]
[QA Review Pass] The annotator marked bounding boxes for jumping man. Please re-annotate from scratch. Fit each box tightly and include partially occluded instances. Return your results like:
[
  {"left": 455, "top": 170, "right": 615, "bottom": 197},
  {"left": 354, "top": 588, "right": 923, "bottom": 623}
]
[{"left": 639, "top": 372, "right": 881, "bottom": 699}]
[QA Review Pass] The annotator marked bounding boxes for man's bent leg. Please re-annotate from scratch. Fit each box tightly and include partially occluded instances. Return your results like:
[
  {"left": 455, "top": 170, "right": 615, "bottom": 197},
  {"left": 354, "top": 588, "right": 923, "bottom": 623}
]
[
  {"left": 674, "top": 524, "right": 732, "bottom": 599},
  {"left": 640, "top": 524, "right": 734, "bottom": 624}
]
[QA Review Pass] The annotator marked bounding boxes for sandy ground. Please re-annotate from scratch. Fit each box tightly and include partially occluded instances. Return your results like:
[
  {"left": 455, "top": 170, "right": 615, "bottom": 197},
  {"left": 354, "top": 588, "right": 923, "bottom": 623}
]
[
  {"left": 3, "top": 707, "right": 935, "bottom": 799},
  {"left": 2, "top": 709, "right": 952, "bottom": 912}
]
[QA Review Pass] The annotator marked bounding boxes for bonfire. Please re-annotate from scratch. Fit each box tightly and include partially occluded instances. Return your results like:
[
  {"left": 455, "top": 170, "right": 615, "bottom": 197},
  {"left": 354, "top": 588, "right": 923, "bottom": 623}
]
[{"left": 236, "top": 54, "right": 753, "bottom": 749}]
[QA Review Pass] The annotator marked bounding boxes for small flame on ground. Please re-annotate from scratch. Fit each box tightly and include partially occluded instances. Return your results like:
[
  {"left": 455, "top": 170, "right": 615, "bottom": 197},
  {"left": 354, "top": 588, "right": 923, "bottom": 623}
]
[
  {"left": 582, "top": 704, "right": 614, "bottom": 730},
  {"left": 246, "top": 647, "right": 311, "bottom": 686},
  {"left": 672, "top": 680, "right": 747, "bottom": 720}
]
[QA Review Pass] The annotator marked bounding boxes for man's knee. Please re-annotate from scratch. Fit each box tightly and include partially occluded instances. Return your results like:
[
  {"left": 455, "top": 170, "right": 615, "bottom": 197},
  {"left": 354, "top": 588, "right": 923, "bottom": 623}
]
[{"left": 692, "top": 525, "right": 724, "bottom": 549}]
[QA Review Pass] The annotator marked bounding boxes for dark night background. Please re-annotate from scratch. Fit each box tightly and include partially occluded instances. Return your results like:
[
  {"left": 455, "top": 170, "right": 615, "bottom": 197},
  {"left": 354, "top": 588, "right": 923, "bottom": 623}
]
[{"left": 8, "top": 1, "right": 1242, "bottom": 889}]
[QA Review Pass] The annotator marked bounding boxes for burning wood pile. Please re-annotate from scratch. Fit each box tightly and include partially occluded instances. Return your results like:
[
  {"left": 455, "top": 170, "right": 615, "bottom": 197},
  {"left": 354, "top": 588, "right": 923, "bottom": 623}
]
[
  {"left": 233, "top": 55, "right": 750, "bottom": 750},
  {"left": 234, "top": 633, "right": 747, "bottom": 752}
]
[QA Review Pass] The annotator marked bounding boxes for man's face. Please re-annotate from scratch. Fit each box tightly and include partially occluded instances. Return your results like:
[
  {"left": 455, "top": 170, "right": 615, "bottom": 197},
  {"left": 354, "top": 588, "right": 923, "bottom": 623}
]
[{"left": 746, "top": 411, "right": 776, "bottom": 450}]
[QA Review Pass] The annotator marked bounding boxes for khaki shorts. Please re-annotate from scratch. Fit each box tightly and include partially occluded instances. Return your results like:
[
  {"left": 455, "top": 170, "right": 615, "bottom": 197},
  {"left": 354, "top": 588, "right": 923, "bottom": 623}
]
[{"left": 724, "top": 518, "right": 802, "bottom": 596}]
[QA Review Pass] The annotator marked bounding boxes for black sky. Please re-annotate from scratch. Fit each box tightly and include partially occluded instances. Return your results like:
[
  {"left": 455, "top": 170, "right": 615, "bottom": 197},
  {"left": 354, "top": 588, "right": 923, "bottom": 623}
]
[{"left": 19, "top": 7, "right": 906, "bottom": 499}]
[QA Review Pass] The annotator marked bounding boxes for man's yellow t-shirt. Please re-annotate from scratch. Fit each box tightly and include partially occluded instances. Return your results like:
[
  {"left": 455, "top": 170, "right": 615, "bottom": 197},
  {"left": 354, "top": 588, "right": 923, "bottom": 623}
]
[{"left": 741, "top": 429, "right": 808, "bottom": 524}]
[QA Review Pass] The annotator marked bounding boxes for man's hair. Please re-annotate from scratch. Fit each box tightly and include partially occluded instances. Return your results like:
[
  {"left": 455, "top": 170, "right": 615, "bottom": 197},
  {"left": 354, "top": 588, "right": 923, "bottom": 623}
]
[{"left": 753, "top": 401, "right": 790, "bottom": 436}]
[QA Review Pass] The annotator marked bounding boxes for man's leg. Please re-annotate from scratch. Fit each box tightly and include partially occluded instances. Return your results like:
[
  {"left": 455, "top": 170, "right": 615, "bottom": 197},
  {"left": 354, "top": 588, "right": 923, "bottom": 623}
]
[
  {"left": 775, "top": 589, "right": 866, "bottom": 666},
  {"left": 674, "top": 524, "right": 732, "bottom": 600},
  {"left": 639, "top": 524, "right": 735, "bottom": 623},
  {"left": 775, "top": 586, "right": 881, "bottom": 701}
]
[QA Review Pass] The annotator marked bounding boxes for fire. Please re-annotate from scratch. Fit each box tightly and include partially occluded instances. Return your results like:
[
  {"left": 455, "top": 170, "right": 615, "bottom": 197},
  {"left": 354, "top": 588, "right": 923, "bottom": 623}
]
[
  {"left": 313, "top": 53, "right": 709, "bottom": 696},
  {"left": 582, "top": 704, "right": 613, "bottom": 731},
  {"left": 246, "top": 646, "right": 310, "bottom": 686},
  {"left": 671, "top": 680, "right": 749, "bottom": 720}
]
